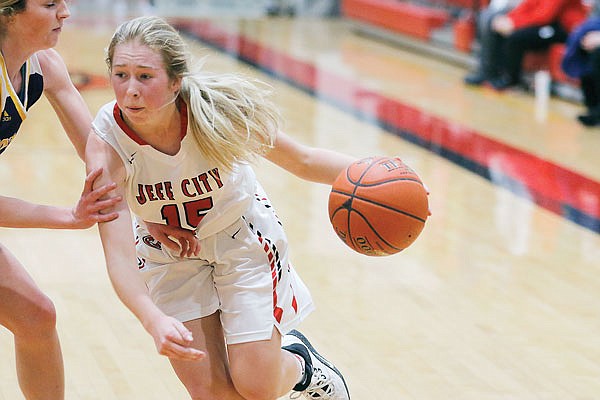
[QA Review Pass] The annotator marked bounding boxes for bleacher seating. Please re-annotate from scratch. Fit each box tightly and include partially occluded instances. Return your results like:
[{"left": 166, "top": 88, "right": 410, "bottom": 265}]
[
  {"left": 341, "top": 0, "right": 582, "bottom": 96},
  {"left": 341, "top": 0, "right": 451, "bottom": 40}
]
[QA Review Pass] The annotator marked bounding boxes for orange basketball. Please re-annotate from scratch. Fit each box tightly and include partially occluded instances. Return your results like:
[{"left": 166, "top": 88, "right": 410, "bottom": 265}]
[{"left": 328, "top": 156, "right": 429, "bottom": 256}]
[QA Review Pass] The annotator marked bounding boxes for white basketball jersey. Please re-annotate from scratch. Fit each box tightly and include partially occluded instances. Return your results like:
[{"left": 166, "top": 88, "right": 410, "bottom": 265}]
[{"left": 92, "top": 100, "right": 255, "bottom": 238}]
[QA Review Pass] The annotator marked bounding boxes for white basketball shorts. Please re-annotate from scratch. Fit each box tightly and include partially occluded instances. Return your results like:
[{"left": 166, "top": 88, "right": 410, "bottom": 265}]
[{"left": 134, "top": 184, "right": 315, "bottom": 344}]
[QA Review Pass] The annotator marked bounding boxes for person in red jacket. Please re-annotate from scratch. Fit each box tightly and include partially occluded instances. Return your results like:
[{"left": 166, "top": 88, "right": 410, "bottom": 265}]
[{"left": 489, "top": 0, "right": 587, "bottom": 90}]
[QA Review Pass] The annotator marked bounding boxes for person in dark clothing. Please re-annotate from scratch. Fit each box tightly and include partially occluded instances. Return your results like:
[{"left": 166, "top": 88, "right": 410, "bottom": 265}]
[
  {"left": 562, "top": 3, "right": 600, "bottom": 126},
  {"left": 490, "top": 0, "right": 587, "bottom": 90},
  {"left": 464, "top": 0, "right": 522, "bottom": 86}
]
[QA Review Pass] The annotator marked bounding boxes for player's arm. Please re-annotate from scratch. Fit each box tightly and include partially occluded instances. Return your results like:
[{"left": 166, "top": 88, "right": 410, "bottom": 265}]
[
  {"left": 264, "top": 130, "right": 356, "bottom": 184},
  {"left": 85, "top": 133, "right": 157, "bottom": 329},
  {"left": 86, "top": 133, "right": 204, "bottom": 361},
  {"left": 0, "top": 171, "right": 119, "bottom": 229},
  {"left": 38, "top": 48, "right": 91, "bottom": 160},
  {"left": 33, "top": 49, "right": 121, "bottom": 227}
]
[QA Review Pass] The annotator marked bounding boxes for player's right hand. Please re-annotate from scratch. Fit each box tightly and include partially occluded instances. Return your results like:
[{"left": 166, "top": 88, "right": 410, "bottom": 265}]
[{"left": 145, "top": 221, "right": 201, "bottom": 258}]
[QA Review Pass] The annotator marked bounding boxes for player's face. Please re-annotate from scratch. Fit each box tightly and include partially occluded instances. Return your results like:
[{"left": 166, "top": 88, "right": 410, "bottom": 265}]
[
  {"left": 110, "top": 41, "right": 181, "bottom": 126},
  {"left": 8, "top": 0, "right": 70, "bottom": 50}
]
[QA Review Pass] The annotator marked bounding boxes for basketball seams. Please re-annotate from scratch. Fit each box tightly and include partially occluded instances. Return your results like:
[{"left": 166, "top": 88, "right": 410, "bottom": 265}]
[
  {"left": 352, "top": 177, "right": 423, "bottom": 187},
  {"left": 329, "top": 203, "right": 404, "bottom": 255},
  {"left": 347, "top": 158, "right": 423, "bottom": 188},
  {"left": 329, "top": 189, "right": 427, "bottom": 223},
  {"left": 329, "top": 156, "right": 428, "bottom": 256},
  {"left": 346, "top": 156, "right": 382, "bottom": 186},
  {"left": 346, "top": 210, "right": 403, "bottom": 254},
  {"left": 354, "top": 196, "right": 426, "bottom": 222}
]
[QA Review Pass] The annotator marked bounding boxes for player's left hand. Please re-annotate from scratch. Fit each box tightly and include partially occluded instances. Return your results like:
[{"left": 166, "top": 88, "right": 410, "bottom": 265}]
[
  {"left": 72, "top": 168, "right": 122, "bottom": 228},
  {"left": 145, "top": 221, "right": 201, "bottom": 258}
]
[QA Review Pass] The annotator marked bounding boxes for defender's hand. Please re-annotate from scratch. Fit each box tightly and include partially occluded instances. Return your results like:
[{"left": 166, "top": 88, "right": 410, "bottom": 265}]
[{"left": 72, "top": 168, "right": 121, "bottom": 228}]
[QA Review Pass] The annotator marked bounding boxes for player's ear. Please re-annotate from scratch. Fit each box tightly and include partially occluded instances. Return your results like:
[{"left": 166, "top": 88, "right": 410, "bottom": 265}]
[{"left": 170, "top": 77, "right": 182, "bottom": 95}]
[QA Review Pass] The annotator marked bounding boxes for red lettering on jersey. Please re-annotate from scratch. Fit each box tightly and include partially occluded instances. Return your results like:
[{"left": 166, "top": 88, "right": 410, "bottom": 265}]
[
  {"left": 181, "top": 179, "right": 195, "bottom": 198},
  {"left": 136, "top": 184, "right": 147, "bottom": 205},
  {"left": 145, "top": 185, "right": 158, "bottom": 201},
  {"left": 137, "top": 181, "right": 175, "bottom": 204},
  {"left": 191, "top": 176, "right": 205, "bottom": 195},
  {"left": 164, "top": 181, "right": 174, "bottom": 200},
  {"left": 136, "top": 168, "right": 220, "bottom": 204},
  {"left": 181, "top": 168, "right": 221, "bottom": 198},
  {"left": 195, "top": 173, "right": 211, "bottom": 192},
  {"left": 209, "top": 168, "right": 223, "bottom": 188},
  {"left": 154, "top": 182, "right": 165, "bottom": 200}
]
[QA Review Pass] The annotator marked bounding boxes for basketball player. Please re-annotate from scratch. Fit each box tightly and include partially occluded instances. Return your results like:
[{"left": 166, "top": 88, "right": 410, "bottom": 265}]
[
  {"left": 87, "top": 16, "right": 356, "bottom": 400},
  {"left": 0, "top": 1, "right": 120, "bottom": 398}
]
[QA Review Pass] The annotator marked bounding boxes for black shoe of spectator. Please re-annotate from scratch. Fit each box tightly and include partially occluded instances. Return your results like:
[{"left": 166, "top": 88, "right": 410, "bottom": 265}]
[
  {"left": 577, "top": 113, "right": 600, "bottom": 127},
  {"left": 490, "top": 76, "right": 519, "bottom": 91},
  {"left": 464, "top": 72, "right": 487, "bottom": 86}
]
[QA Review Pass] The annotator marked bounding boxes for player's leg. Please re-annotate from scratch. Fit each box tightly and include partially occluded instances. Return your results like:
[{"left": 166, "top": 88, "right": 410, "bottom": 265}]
[
  {"left": 227, "top": 327, "right": 350, "bottom": 400},
  {"left": 169, "top": 317, "right": 304, "bottom": 400},
  {"left": 215, "top": 185, "right": 350, "bottom": 399},
  {"left": 210, "top": 188, "right": 310, "bottom": 398},
  {"left": 0, "top": 243, "right": 64, "bottom": 400},
  {"left": 281, "top": 329, "right": 351, "bottom": 399},
  {"left": 169, "top": 312, "right": 245, "bottom": 400},
  {"left": 227, "top": 328, "right": 301, "bottom": 399}
]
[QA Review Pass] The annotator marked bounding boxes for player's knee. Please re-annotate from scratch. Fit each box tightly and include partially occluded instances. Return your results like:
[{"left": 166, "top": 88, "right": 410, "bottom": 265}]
[
  {"left": 31, "top": 294, "right": 57, "bottom": 329},
  {"left": 228, "top": 342, "right": 283, "bottom": 400},
  {"left": 186, "top": 382, "right": 237, "bottom": 400},
  {"left": 231, "top": 367, "right": 281, "bottom": 400},
  {"left": 234, "top": 380, "right": 280, "bottom": 400},
  {"left": 12, "top": 295, "right": 57, "bottom": 340}
]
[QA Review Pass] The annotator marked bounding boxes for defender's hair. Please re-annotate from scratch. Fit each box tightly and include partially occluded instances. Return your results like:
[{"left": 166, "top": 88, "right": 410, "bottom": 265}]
[
  {"left": 106, "top": 16, "right": 281, "bottom": 171},
  {"left": 0, "top": 0, "right": 26, "bottom": 39}
]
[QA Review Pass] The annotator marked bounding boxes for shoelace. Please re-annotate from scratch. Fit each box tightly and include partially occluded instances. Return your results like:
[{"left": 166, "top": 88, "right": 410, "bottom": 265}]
[
  {"left": 304, "top": 367, "right": 336, "bottom": 399},
  {"left": 289, "top": 391, "right": 303, "bottom": 399},
  {"left": 288, "top": 366, "right": 337, "bottom": 399}
]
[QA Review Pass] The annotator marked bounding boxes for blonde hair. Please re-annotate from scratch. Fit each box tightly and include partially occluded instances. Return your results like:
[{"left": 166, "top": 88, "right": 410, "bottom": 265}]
[{"left": 106, "top": 16, "right": 280, "bottom": 171}]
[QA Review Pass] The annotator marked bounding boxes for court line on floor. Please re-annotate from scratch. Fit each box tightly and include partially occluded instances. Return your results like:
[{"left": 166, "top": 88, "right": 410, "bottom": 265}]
[{"left": 172, "top": 18, "right": 600, "bottom": 235}]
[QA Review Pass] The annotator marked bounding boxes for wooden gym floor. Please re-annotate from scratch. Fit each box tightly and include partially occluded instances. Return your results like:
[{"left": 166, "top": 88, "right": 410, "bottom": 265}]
[{"left": 0, "top": 10, "right": 599, "bottom": 400}]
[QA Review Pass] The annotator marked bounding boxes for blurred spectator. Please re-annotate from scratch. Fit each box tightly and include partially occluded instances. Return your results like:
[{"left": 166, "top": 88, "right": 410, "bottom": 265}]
[
  {"left": 489, "top": 0, "right": 588, "bottom": 90},
  {"left": 464, "top": 0, "right": 523, "bottom": 86},
  {"left": 562, "top": 2, "right": 600, "bottom": 126},
  {"left": 266, "top": 0, "right": 299, "bottom": 15}
]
